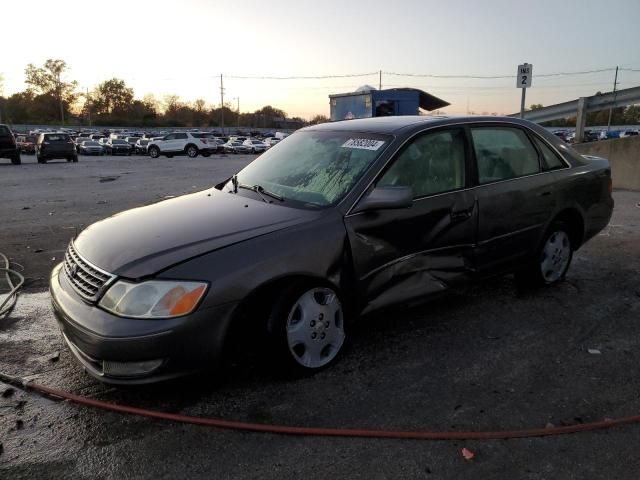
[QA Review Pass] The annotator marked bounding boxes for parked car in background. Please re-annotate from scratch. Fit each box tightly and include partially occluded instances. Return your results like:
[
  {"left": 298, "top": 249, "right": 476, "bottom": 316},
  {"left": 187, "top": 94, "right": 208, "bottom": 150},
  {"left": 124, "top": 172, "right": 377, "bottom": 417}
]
[
  {"left": 16, "top": 135, "right": 36, "bottom": 154},
  {"left": 105, "top": 139, "right": 133, "bottom": 155},
  {"left": 0, "top": 124, "right": 21, "bottom": 164},
  {"left": 619, "top": 129, "right": 639, "bottom": 138},
  {"left": 50, "top": 116, "right": 613, "bottom": 384},
  {"left": 264, "top": 137, "right": 280, "bottom": 148},
  {"left": 243, "top": 138, "right": 268, "bottom": 153},
  {"left": 90, "top": 134, "right": 106, "bottom": 142},
  {"left": 223, "top": 140, "right": 252, "bottom": 154},
  {"left": 135, "top": 138, "right": 150, "bottom": 155},
  {"left": 190, "top": 133, "right": 220, "bottom": 156},
  {"left": 147, "top": 132, "right": 218, "bottom": 158},
  {"left": 79, "top": 140, "right": 104, "bottom": 156},
  {"left": 125, "top": 136, "right": 141, "bottom": 150}
]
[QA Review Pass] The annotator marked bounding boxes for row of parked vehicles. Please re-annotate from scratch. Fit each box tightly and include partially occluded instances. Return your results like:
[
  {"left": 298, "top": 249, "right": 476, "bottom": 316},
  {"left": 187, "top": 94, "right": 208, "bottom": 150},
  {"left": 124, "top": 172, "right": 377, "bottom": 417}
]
[
  {"left": 14, "top": 130, "right": 284, "bottom": 160},
  {"left": 553, "top": 128, "right": 639, "bottom": 143}
]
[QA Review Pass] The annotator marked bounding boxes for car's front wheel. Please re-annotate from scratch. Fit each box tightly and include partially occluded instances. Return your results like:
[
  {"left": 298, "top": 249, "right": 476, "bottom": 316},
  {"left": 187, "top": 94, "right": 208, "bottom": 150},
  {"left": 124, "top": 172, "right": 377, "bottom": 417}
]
[
  {"left": 11, "top": 154, "right": 21, "bottom": 165},
  {"left": 518, "top": 221, "right": 573, "bottom": 287},
  {"left": 267, "top": 285, "right": 347, "bottom": 374},
  {"left": 148, "top": 146, "right": 160, "bottom": 158}
]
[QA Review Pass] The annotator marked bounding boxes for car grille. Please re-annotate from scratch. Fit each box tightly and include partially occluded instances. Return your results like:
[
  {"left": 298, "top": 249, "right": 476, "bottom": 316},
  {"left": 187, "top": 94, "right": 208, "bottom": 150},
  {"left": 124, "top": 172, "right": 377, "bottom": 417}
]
[{"left": 63, "top": 242, "right": 115, "bottom": 302}]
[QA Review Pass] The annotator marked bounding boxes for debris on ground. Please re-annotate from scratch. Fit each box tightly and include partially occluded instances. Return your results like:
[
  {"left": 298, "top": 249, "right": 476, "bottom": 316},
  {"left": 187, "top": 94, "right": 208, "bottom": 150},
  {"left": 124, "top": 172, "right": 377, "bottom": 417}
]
[
  {"left": 49, "top": 352, "right": 60, "bottom": 363},
  {"left": 2, "top": 387, "right": 16, "bottom": 398},
  {"left": 34, "top": 248, "right": 43, "bottom": 253},
  {"left": 588, "top": 348, "right": 602, "bottom": 355},
  {"left": 461, "top": 448, "right": 475, "bottom": 460},
  {"left": 99, "top": 176, "right": 120, "bottom": 183},
  {"left": 16, "top": 419, "right": 24, "bottom": 430},
  {"left": 22, "top": 206, "right": 30, "bottom": 210}
]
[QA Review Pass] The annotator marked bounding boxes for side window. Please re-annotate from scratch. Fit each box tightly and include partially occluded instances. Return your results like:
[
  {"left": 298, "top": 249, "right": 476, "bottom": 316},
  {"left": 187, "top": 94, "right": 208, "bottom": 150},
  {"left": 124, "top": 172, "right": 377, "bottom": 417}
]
[
  {"left": 531, "top": 136, "right": 566, "bottom": 170},
  {"left": 176, "top": 133, "right": 188, "bottom": 140},
  {"left": 471, "top": 127, "right": 540, "bottom": 184},
  {"left": 378, "top": 129, "right": 466, "bottom": 198},
  {"left": 164, "top": 133, "right": 176, "bottom": 140}
]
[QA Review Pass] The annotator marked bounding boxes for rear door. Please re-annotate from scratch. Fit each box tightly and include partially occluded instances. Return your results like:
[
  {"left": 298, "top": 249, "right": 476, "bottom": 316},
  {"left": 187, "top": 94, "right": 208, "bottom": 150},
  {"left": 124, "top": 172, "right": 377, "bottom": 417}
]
[
  {"left": 469, "top": 124, "right": 556, "bottom": 273},
  {"left": 345, "top": 127, "right": 477, "bottom": 314}
]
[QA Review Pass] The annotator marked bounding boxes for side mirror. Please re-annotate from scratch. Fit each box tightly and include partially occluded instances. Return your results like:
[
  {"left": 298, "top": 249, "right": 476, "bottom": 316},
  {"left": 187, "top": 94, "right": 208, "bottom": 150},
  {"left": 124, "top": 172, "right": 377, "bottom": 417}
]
[{"left": 352, "top": 186, "right": 413, "bottom": 214}]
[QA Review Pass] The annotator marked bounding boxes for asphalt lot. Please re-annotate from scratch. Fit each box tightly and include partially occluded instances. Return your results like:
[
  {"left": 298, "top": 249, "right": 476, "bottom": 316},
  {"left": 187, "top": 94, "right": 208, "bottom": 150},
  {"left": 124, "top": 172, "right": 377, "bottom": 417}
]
[{"left": 1, "top": 153, "right": 640, "bottom": 479}]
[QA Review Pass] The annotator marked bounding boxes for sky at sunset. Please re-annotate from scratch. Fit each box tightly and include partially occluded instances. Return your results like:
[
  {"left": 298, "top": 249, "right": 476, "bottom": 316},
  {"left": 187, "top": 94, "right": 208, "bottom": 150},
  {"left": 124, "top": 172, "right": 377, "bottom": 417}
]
[{"left": 2, "top": 0, "right": 640, "bottom": 119}]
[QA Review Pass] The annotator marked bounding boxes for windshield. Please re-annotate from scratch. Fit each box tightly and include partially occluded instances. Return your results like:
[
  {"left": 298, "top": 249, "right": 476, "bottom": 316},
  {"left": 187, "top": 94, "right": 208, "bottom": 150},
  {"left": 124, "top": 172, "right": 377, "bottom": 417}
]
[
  {"left": 112, "top": 139, "right": 127, "bottom": 144},
  {"left": 83, "top": 141, "right": 99, "bottom": 146},
  {"left": 232, "top": 130, "right": 391, "bottom": 207}
]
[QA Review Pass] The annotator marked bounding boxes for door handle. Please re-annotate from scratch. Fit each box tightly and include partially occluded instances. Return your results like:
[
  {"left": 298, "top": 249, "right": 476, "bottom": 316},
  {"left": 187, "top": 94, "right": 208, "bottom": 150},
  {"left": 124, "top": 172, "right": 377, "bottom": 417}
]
[{"left": 450, "top": 208, "right": 473, "bottom": 220}]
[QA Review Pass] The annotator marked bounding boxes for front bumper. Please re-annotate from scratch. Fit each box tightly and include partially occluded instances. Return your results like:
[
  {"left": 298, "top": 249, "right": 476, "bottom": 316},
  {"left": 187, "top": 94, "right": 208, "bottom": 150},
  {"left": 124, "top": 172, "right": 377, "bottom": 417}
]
[{"left": 49, "top": 263, "right": 238, "bottom": 384}]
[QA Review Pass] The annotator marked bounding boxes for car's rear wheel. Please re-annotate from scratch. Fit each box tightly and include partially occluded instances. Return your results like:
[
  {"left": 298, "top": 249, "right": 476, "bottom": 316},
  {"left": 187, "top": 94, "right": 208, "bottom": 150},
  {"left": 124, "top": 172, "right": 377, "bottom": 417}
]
[
  {"left": 148, "top": 146, "right": 160, "bottom": 158},
  {"left": 267, "top": 284, "right": 347, "bottom": 374},
  {"left": 37, "top": 154, "right": 45, "bottom": 164},
  {"left": 186, "top": 145, "right": 198, "bottom": 158},
  {"left": 11, "top": 154, "right": 21, "bottom": 165},
  {"left": 517, "top": 221, "right": 573, "bottom": 287}
]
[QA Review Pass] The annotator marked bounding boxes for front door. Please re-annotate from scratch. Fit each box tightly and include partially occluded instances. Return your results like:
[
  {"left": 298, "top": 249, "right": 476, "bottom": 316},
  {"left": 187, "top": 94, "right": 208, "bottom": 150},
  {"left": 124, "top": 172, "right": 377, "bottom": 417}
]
[{"left": 344, "top": 127, "right": 477, "bottom": 314}]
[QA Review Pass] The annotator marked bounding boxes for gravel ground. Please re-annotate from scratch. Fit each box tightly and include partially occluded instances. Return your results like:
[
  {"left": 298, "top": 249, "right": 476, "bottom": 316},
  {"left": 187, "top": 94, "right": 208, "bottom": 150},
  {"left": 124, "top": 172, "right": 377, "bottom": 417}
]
[{"left": 1, "top": 153, "right": 639, "bottom": 479}]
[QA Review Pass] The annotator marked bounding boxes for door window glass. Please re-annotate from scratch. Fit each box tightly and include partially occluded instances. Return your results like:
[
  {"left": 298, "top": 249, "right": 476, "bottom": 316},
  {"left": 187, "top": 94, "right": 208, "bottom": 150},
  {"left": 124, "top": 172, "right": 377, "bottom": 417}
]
[
  {"left": 378, "top": 129, "right": 466, "bottom": 198},
  {"left": 532, "top": 136, "right": 566, "bottom": 170},
  {"left": 471, "top": 127, "right": 540, "bottom": 183}
]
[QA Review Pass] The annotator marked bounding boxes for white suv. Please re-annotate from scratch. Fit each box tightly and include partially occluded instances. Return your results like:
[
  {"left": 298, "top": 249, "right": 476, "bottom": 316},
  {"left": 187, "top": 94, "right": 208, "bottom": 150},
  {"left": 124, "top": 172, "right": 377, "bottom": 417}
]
[{"left": 147, "top": 132, "right": 218, "bottom": 158}]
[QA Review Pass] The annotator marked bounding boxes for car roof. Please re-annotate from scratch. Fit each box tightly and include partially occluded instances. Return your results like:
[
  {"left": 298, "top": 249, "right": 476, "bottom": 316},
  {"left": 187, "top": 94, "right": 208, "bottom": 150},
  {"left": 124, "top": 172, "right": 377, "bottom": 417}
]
[{"left": 302, "top": 115, "right": 541, "bottom": 135}]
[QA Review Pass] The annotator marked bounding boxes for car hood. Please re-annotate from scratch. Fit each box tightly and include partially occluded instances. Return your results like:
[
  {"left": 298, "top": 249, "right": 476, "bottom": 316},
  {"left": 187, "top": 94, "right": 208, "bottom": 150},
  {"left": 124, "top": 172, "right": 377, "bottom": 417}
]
[{"left": 73, "top": 188, "right": 316, "bottom": 278}]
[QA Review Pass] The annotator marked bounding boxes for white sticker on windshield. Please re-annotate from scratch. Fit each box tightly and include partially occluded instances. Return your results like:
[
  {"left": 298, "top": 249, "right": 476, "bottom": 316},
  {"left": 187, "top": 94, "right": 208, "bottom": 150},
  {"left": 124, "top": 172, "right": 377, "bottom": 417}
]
[{"left": 342, "top": 138, "right": 385, "bottom": 151}]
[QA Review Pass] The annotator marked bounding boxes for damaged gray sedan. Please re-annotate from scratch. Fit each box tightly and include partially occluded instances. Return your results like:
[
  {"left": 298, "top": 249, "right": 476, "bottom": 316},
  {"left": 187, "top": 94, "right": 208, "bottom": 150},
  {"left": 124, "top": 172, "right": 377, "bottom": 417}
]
[{"left": 50, "top": 116, "right": 613, "bottom": 384}]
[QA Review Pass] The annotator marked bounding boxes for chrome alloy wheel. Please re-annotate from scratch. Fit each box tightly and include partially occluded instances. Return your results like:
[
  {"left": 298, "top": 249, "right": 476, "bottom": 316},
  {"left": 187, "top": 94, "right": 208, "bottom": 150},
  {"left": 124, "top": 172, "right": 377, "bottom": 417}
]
[
  {"left": 540, "top": 230, "right": 571, "bottom": 283},
  {"left": 285, "top": 287, "right": 345, "bottom": 369}
]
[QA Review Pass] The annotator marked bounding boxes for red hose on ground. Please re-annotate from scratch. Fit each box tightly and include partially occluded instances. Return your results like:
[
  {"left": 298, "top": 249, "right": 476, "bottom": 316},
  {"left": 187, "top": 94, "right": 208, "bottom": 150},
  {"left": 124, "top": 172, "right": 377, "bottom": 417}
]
[{"left": 21, "top": 381, "right": 640, "bottom": 441}]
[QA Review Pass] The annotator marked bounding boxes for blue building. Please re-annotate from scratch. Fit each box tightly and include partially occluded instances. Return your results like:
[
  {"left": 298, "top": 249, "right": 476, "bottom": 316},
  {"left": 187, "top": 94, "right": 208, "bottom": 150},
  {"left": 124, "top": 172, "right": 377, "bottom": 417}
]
[{"left": 329, "top": 87, "right": 449, "bottom": 122}]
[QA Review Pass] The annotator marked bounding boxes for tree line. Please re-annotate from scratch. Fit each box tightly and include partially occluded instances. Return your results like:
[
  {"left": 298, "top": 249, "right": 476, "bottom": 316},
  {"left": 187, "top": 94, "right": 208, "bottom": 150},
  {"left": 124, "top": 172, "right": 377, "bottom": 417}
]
[{"left": 0, "top": 59, "right": 330, "bottom": 128}]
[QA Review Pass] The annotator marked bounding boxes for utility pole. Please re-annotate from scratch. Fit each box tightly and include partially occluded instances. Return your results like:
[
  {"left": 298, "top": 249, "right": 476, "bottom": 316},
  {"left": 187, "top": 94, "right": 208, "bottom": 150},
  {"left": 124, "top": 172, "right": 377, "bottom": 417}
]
[
  {"left": 379, "top": 70, "right": 382, "bottom": 90},
  {"left": 58, "top": 71, "right": 65, "bottom": 125},
  {"left": 606, "top": 66, "right": 619, "bottom": 132},
  {"left": 220, "top": 74, "right": 225, "bottom": 135},
  {"left": 237, "top": 97, "right": 240, "bottom": 128},
  {"left": 86, "top": 87, "right": 92, "bottom": 127}
]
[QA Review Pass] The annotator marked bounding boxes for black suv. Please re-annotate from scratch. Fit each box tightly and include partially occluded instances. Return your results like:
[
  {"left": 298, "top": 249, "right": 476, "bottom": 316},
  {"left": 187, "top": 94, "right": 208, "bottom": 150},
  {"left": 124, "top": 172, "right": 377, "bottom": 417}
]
[
  {"left": 0, "top": 124, "right": 21, "bottom": 165},
  {"left": 36, "top": 133, "right": 78, "bottom": 163}
]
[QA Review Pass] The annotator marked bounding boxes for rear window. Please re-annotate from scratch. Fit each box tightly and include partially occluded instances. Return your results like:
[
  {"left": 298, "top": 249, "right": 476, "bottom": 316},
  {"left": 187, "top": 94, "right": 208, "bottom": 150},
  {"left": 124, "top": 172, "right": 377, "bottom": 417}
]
[
  {"left": 112, "top": 139, "right": 128, "bottom": 144},
  {"left": 45, "top": 134, "right": 70, "bottom": 142}
]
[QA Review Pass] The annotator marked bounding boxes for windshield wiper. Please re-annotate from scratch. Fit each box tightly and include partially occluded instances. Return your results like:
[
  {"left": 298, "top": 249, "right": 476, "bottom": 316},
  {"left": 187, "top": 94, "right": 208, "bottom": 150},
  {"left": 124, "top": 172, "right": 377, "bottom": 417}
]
[{"left": 237, "top": 183, "right": 284, "bottom": 203}]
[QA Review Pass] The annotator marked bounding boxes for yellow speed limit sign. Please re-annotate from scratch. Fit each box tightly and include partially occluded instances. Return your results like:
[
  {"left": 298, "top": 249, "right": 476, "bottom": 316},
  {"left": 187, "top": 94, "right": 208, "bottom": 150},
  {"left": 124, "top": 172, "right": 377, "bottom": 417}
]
[{"left": 517, "top": 63, "right": 533, "bottom": 88}]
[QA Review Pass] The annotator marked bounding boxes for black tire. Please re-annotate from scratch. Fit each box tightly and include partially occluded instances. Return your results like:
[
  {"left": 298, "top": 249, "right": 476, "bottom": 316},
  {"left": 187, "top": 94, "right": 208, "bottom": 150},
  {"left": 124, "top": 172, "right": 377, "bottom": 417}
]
[
  {"left": 251, "top": 148, "right": 256, "bottom": 154},
  {"left": 186, "top": 145, "right": 199, "bottom": 158},
  {"left": 148, "top": 146, "right": 160, "bottom": 158},
  {"left": 201, "top": 152, "right": 211, "bottom": 158},
  {"left": 266, "top": 283, "right": 348, "bottom": 376},
  {"left": 66, "top": 157, "right": 72, "bottom": 162},
  {"left": 166, "top": 154, "right": 173, "bottom": 158},
  {"left": 11, "top": 154, "right": 21, "bottom": 165},
  {"left": 516, "top": 221, "right": 573, "bottom": 288},
  {"left": 72, "top": 155, "right": 78, "bottom": 163},
  {"left": 37, "top": 154, "right": 45, "bottom": 164}
]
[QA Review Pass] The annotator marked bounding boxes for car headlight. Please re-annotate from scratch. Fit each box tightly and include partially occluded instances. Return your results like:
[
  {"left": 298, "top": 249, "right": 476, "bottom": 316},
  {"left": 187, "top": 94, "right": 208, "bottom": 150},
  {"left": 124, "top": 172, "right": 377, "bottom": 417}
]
[{"left": 99, "top": 280, "right": 208, "bottom": 319}]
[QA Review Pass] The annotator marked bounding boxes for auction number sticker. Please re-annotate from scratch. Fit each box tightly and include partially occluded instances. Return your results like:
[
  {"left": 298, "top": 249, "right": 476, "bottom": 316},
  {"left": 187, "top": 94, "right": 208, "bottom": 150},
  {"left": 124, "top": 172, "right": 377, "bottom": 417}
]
[{"left": 342, "top": 138, "right": 385, "bottom": 151}]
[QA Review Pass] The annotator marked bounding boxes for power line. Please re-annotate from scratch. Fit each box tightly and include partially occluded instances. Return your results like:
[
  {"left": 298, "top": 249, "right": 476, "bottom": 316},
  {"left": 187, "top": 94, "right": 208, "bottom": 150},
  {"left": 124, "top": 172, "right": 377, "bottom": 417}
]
[
  {"left": 225, "top": 72, "right": 379, "bottom": 80},
  {"left": 383, "top": 67, "right": 617, "bottom": 79}
]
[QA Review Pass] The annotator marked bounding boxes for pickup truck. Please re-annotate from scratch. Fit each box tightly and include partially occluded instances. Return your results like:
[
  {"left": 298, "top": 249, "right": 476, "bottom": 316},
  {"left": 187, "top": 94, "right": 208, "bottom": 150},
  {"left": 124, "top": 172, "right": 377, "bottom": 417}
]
[{"left": 0, "top": 124, "right": 21, "bottom": 164}]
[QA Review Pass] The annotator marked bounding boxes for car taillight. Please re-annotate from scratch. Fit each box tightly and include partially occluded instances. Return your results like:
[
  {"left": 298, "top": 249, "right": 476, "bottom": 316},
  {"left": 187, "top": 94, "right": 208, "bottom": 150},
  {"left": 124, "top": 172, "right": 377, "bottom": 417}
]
[{"left": 200, "top": 138, "right": 208, "bottom": 144}]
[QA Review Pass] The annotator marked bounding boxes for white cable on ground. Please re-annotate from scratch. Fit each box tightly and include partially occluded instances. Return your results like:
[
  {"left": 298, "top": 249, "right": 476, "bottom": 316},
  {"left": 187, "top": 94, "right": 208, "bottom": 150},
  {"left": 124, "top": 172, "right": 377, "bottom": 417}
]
[{"left": 0, "top": 252, "right": 25, "bottom": 316}]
